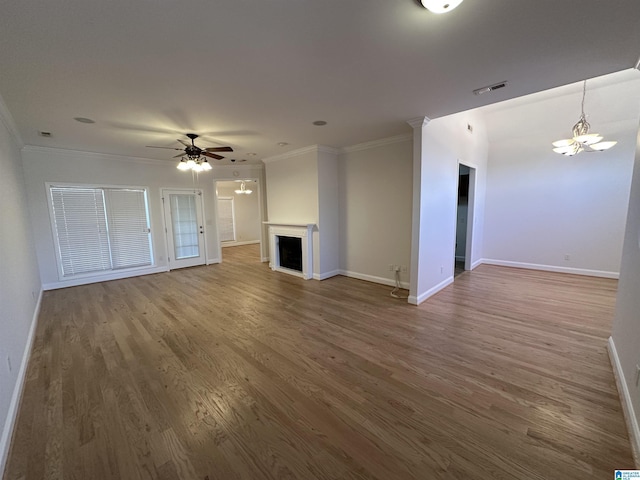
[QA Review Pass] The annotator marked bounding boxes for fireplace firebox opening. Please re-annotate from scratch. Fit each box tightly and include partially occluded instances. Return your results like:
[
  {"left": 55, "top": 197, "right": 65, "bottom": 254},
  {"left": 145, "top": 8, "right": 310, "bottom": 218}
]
[{"left": 277, "top": 236, "right": 303, "bottom": 272}]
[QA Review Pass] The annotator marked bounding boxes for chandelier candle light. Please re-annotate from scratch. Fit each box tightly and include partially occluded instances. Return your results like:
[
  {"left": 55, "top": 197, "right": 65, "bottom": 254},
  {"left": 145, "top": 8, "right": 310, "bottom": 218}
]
[
  {"left": 552, "top": 80, "right": 617, "bottom": 156},
  {"left": 234, "top": 181, "right": 252, "bottom": 195}
]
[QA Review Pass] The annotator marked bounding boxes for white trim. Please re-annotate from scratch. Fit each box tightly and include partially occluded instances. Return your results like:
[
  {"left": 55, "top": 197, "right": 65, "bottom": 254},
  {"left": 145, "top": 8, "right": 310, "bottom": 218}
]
[
  {"left": 267, "top": 224, "right": 314, "bottom": 280},
  {"left": 313, "top": 270, "right": 341, "bottom": 281},
  {"left": 23, "top": 145, "right": 172, "bottom": 167},
  {"left": 607, "top": 337, "right": 640, "bottom": 468},
  {"left": 339, "top": 270, "right": 410, "bottom": 289},
  {"left": 0, "top": 93, "right": 23, "bottom": 148},
  {"left": 340, "top": 134, "right": 412, "bottom": 154},
  {"left": 406, "top": 116, "right": 432, "bottom": 129},
  {"left": 261, "top": 256, "right": 270, "bottom": 263},
  {"left": 0, "top": 289, "right": 42, "bottom": 475},
  {"left": 221, "top": 240, "right": 260, "bottom": 248},
  {"left": 471, "top": 259, "right": 483, "bottom": 270},
  {"left": 408, "top": 276, "right": 454, "bottom": 306},
  {"left": 481, "top": 259, "right": 619, "bottom": 279},
  {"left": 206, "top": 258, "right": 221, "bottom": 265},
  {"left": 42, "top": 266, "right": 168, "bottom": 290},
  {"left": 262, "top": 145, "right": 339, "bottom": 164}
]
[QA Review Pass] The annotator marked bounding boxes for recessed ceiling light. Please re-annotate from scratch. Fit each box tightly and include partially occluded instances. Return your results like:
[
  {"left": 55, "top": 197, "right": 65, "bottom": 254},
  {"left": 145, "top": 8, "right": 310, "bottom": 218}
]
[
  {"left": 473, "top": 81, "right": 508, "bottom": 96},
  {"left": 74, "top": 117, "right": 95, "bottom": 124},
  {"left": 38, "top": 131, "right": 52, "bottom": 137},
  {"left": 312, "top": 120, "right": 327, "bottom": 126},
  {"left": 277, "top": 142, "right": 289, "bottom": 147}
]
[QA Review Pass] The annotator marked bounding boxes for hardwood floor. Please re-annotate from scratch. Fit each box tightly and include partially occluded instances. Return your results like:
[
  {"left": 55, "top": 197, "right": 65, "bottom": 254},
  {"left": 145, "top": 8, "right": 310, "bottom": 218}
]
[{"left": 4, "top": 245, "right": 634, "bottom": 479}]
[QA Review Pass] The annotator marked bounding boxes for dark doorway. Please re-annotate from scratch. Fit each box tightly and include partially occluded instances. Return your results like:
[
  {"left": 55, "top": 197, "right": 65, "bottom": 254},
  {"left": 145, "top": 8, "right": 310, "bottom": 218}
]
[{"left": 455, "top": 165, "right": 470, "bottom": 277}]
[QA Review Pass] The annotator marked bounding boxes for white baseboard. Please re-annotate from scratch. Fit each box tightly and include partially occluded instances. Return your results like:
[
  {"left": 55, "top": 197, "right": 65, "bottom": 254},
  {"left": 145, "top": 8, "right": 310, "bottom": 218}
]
[
  {"left": 481, "top": 259, "right": 619, "bottom": 279},
  {"left": 221, "top": 240, "right": 260, "bottom": 248},
  {"left": 206, "top": 258, "right": 221, "bottom": 265},
  {"left": 261, "top": 256, "right": 269, "bottom": 263},
  {"left": 313, "top": 270, "right": 341, "bottom": 281},
  {"left": 408, "top": 276, "right": 454, "bottom": 306},
  {"left": 339, "top": 270, "right": 409, "bottom": 290},
  {"left": 0, "top": 289, "right": 42, "bottom": 475},
  {"left": 470, "top": 259, "right": 483, "bottom": 270},
  {"left": 42, "top": 265, "right": 169, "bottom": 290},
  {"left": 608, "top": 337, "right": 640, "bottom": 468}
]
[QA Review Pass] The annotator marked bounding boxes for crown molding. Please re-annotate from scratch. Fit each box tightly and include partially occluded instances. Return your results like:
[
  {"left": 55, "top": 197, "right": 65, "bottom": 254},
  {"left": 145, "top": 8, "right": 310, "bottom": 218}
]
[
  {"left": 0, "top": 93, "right": 24, "bottom": 148},
  {"left": 340, "top": 133, "right": 412, "bottom": 154},
  {"left": 262, "top": 145, "right": 339, "bottom": 164},
  {"left": 212, "top": 163, "right": 264, "bottom": 172},
  {"left": 22, "top": 145, "right": 172, "bottom": 166},
  {"left": 406, "top": 116, "right": 431, "bottom": 129}
]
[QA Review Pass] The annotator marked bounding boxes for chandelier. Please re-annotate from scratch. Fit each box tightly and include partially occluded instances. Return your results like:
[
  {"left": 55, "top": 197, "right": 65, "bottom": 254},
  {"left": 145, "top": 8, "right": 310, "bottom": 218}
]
[
  {"left": 176, "top": 155, "right": 212, "bottom": 172},
  {"left": 234, "top": 181, "right": 252, "bottom": 195},
  {"left": 552, "top": 80, "right": 617, "bottom": 156}
]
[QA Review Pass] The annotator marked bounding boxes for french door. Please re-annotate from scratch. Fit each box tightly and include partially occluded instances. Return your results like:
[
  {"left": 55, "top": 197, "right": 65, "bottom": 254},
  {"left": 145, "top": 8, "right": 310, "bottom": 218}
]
[{"left": 162, "top": 189, "right": 206, "bottom": 269}]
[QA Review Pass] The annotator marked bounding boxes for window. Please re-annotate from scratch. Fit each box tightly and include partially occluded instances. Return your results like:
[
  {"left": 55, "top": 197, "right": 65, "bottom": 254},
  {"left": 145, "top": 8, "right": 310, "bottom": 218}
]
[{"left": 49, "top": 186, "right": 153, "bottom": 278}]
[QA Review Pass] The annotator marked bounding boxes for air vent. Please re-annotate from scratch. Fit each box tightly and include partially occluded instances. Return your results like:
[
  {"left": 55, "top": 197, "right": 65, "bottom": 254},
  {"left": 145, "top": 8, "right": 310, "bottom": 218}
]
[
  {"left": 38, "top": 131, "right": 52, "bottom": 137},
  {"left": 473, "top": 81, "right": 508, "bottom": 96}
]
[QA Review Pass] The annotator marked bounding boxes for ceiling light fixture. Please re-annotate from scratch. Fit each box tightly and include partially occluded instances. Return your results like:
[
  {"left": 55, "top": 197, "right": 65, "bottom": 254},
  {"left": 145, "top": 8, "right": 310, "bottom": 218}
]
[
  {"left": 177, "top": 155, "right": 212, "bottom": 172},
  {"left": 312, "top": 120, "right": 327, "bottom": 126},
  {"left": 552, "top": 80, "right": 617, "bottom": 156},
  {"left": 74, "top": 117, "right": 95, "bottom": 124},
  {"left": 420, "top": 0, "right": 463, "bottom": 14},
  {"left": 234, "top": 181, "right": 253, "bottom": 195}
]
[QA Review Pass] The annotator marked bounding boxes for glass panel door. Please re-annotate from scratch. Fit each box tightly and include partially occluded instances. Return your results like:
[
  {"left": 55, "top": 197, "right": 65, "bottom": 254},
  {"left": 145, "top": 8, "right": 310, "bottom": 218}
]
[{"left": 162, "top": 189, "right": 206, "bottom": 269}]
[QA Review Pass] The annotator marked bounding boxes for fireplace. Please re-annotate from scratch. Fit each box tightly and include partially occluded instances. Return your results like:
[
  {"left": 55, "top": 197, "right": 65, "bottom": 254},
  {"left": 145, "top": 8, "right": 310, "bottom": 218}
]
[
  {"left": 278, "top": 236, "right": 302, "bottom": 272},
  {"left": 265, "top": 223, "right": 315, "bottom": 279}
]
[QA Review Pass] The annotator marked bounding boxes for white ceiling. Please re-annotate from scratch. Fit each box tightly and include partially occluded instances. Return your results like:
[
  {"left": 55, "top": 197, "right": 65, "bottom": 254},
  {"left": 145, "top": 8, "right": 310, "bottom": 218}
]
[{"left": 1, "top": 0, "right": 639, "bottom": 164}]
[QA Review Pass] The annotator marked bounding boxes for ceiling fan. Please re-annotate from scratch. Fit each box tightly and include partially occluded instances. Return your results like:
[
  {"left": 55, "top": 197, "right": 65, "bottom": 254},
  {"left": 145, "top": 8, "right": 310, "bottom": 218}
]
[{"left": 147, "top": 133, "right": 233, "bottom": 161}]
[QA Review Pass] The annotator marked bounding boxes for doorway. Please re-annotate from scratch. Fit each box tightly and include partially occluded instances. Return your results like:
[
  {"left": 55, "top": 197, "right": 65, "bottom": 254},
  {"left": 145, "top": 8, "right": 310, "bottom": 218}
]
[
  {"left": 162, "top": 188, "right": 207, "bottom": 269},
  {"left": 215, "top": 179, "right": 262, "bottom": 263},
  {"left": 454, "top": 164, "right": 475, "bottom": 276}
]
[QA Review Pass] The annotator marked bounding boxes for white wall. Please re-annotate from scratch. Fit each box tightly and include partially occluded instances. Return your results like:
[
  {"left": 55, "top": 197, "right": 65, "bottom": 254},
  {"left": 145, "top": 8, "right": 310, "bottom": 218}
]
[
  {"left": 216, "top": 181, "right": 261, "bottom": 244},
  {"left": 338, "top": 135, "right": 413, "bottom": 287},
  {"left": 21, "top": 147, "right": 225, "bottom": 289},
  {"left": 609, "top": 125, "right": 640, "bottom": 466},
  {"left": 0, "top": 108, "right": 42, "bottom": 474},
  {"left": 264, "top": 146, "right": 324, "bottom": 276},
  {"left": 409, "top": 110, "right": 489, "bottom": 304},
  {"left": 482, "top": 75, "right": 640, "bottom": 277},
  {"left": 317, "top": 149, "right": 340, "bottom": 279}
]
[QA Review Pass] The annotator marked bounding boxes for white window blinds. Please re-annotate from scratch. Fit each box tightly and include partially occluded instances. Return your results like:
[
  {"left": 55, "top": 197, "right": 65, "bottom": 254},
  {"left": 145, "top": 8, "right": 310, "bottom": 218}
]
[
  {"left": 105, "top": 189, "right": 152, "bottom": 269},
  {"left": 217, "top": 197, "right": 236, "bottom": 242},
  {"left": 50, "top": 186, "right": 152, "bottom": 278}
]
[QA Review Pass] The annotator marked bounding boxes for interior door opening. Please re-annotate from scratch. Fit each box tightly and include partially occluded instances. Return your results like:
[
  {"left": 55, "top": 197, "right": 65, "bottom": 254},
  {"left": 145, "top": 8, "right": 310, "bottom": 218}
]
[
  {"left": 215, "top": 179, "right": 262, "bottom": 263},
  {"left": 455, "top": 164, "right": 475, "bottom": 277}
]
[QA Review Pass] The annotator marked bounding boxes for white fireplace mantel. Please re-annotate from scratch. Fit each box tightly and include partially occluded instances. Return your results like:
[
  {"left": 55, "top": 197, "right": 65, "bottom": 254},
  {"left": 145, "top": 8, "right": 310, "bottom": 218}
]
[{"left": 264, "top": 222, "right": 315, "bottom": 279}]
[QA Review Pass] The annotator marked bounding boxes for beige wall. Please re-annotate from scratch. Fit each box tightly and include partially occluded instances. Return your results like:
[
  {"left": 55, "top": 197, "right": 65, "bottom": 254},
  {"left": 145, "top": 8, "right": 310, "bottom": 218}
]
[
  {"left": 338, "top": 136, "right": 413, "bottom": 287},
  {"left": 0, "top": 112, "right": 42, "bottom": 473}
]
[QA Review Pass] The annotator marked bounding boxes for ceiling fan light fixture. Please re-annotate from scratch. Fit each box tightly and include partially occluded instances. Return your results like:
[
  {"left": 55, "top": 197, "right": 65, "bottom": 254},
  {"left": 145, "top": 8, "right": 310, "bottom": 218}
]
[
  {"left": 591, "top": 141, "right": 617, "bottom": 151},
  {"left": 420, "top": 0, "right": 463, "bottom": 14},
  {"left": 177, "top": 159, "right": 190, "bottom": 170}
]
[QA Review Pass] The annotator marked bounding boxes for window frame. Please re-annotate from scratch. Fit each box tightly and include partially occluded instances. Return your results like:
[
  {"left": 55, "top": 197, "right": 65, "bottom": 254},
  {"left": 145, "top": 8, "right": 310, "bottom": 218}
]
[{"left": 46, "top": 182, "right": 155, "bottom": 281}]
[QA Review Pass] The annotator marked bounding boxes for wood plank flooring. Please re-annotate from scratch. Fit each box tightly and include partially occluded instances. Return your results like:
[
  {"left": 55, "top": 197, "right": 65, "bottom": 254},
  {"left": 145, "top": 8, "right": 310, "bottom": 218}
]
[{"left": 4, "top": 245, "right": 634, "bottom": 479}]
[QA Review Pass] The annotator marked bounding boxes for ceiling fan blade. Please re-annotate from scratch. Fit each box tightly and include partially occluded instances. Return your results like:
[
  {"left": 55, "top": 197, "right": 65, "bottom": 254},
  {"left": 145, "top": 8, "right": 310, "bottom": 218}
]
[
  {"left": 202, "top": 152, "right": 224, "bottom": 160},
  {"left": 177, "top": 138, "right": 191, "bottom": 147},
  {"left": 146, "top": 146, "right": 183, "bottom": 150},
  {"left": 204, "top": 146, "right": 233, "bottom": 152}
]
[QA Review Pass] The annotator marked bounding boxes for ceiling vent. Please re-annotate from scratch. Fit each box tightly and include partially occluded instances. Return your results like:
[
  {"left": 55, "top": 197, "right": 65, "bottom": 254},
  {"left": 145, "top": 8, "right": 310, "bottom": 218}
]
[
  {"left": 473, "top": 81, "right": 508, "bottom": 96},
  {"left": 38, "top": 131, "right": 52, "bottom": 137}
]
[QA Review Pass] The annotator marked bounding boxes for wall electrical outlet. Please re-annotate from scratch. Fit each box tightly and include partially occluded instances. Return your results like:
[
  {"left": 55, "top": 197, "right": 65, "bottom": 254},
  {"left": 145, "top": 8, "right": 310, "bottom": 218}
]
[
  {"left": 7, "top": 356, "right": 12, "bottom": 373},
  {"left": 440, "top": 266, "right": 444, "bottom": 274},
  {"left": 394, "top": 265, "right": 401, "bottom": 272},
  {"left": 564, "top": 254, "right": 570, "bottom": 261}
]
